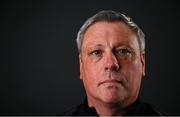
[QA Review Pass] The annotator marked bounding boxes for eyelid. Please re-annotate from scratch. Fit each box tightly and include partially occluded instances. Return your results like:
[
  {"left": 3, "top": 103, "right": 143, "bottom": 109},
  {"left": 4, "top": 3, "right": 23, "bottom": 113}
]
[
  {"left": 89, "top": 49, "right": 102, "bottom": 55},
  {"left": 115, "top": 47, "right": 133, "bottom": 55},
  {"left": 116, "top": 47, "right": 132, "bottom": 52}
]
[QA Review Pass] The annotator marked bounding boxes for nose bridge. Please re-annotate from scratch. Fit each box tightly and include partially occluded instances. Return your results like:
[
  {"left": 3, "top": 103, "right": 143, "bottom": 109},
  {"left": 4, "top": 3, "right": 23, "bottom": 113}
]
[
  {"left": 104, "top": 49, "right": 119, "bottom": 71},
  {"left": 106, "top": 50, "right": 117, "bottom": 64}
]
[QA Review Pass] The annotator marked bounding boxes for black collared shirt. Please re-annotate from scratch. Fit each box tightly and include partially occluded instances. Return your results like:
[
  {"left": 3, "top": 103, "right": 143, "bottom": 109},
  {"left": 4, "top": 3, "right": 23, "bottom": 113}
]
[{"left": 63, "top": 98, "right": 165, "bottom": 116}]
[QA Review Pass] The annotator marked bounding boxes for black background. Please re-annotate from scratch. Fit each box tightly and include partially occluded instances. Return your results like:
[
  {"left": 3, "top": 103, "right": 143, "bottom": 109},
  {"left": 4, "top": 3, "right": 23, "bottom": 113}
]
[{"left": 1, "top": 0, "right": 179, "bottom": 115}]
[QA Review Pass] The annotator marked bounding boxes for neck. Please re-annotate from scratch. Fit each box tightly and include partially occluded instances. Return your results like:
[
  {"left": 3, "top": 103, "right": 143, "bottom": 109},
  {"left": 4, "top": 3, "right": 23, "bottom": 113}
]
[{"left": 88, "top": 98, "right": 126, "bottom": 116}]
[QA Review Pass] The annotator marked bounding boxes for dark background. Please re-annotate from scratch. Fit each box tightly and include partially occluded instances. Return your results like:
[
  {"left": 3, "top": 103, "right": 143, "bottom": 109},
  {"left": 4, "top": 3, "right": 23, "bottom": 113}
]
[{"left": 1, "top": 0, "right": 179, "bottom": 115}]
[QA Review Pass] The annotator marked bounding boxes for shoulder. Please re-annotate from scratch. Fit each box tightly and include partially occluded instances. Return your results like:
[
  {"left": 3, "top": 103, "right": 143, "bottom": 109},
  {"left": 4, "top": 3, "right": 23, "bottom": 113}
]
[{"left": 139, "top": 101, "right": 167, "bottom": 116}]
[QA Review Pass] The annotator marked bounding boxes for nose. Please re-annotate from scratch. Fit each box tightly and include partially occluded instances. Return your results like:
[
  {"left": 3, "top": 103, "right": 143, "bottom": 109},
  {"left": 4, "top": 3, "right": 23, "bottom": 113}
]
[{"left": 104, "top": 52, "right": 120, "bottom": 72}]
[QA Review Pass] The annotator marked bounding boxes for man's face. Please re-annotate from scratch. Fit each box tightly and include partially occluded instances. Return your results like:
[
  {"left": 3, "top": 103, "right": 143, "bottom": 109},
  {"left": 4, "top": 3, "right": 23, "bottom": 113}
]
[{"left": 79, "top": 21, "right": 145, "bottom": 107}]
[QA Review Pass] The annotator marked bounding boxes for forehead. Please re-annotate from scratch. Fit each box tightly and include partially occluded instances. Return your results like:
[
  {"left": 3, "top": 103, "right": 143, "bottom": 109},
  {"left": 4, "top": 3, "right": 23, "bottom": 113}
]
[{"left": 82, "top": 21, "right": 138, "bottom": 49}]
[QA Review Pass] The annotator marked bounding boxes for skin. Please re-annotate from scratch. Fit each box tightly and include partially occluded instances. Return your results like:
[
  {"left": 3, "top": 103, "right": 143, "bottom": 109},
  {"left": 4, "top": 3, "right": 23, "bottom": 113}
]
[{"left": 79, "top": 21, "right": 145, "bottom": 116}]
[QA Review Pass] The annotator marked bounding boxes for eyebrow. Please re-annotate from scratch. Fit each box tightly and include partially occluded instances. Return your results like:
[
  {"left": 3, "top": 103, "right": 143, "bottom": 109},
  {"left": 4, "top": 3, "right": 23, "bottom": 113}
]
[
  {"left": 115, "top": 44, "right": 132, "bottom": 49},
  {"left": 86, "top": 42, "right": 133, "bottom": 49},
  {"left": 86, "top": 44, "right": 104, "bottom": 49}
]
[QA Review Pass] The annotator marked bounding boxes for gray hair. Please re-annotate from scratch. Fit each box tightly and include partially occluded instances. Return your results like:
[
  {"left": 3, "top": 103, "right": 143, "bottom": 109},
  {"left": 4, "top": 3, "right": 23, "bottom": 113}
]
[{"left": 76, "top": 10, "right": 145, "bottom": 54}]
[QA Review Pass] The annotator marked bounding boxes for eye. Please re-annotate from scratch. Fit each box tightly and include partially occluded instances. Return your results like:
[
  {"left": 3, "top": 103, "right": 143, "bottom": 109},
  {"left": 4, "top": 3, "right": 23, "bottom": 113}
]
[
  {"left": 115, "top": 48, "right": 131, "bottom": 56},
  {"left": 90, "top": 50, "right": 102, "bottom": 57}
]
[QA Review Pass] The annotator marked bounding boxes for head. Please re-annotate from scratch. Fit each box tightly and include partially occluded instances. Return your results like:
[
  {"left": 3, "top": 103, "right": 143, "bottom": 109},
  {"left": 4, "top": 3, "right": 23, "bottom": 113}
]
[{"left": 77, "top": 10, "right": 145, "bottom": 108}]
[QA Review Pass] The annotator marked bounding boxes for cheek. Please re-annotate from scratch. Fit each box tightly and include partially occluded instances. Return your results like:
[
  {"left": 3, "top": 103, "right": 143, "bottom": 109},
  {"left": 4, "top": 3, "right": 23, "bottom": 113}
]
[
  {"left": 81, "top": 61, "right": 99, "bottom": 85},
  {"left": 81, "top": 57, "right": 105, "bottom": 91},
  {"left": 128, "top": 58, "right": 143, "bottom": 74},
  {"left": 124, "top": 60, "right": 143, "bottom": 88},
  {"left": 83, "top": 58, "right": 103, "bottom": 78},
  {"left": 81, "top": 64, "right": 100, "bottom": 96}
]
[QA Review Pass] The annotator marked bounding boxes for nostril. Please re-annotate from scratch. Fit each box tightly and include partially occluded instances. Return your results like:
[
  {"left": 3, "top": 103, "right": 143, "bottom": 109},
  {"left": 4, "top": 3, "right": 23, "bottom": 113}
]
[
  {"left": 105, "top": 67, "right": 109, "bottom": 71},
  {"left": 105, "top": 63, "right": 119, "bottom": 72},
  {"left": 112, "top": 64, "right": 119, "bottom": 71}
]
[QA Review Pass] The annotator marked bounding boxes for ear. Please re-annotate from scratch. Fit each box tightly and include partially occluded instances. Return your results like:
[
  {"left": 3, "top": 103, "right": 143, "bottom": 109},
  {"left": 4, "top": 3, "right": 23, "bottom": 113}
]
[
  {"left": 79, "top": 54, "right": 83, "bottom": 80},
  {"left": 140, "top": 53, "right": 145, "bottom": 78}
]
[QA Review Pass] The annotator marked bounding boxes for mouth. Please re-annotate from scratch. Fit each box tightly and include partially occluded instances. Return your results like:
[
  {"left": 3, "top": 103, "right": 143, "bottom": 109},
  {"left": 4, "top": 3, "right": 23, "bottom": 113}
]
[{"left": 98, "top": 79, "right": 122, "bottom": 87}]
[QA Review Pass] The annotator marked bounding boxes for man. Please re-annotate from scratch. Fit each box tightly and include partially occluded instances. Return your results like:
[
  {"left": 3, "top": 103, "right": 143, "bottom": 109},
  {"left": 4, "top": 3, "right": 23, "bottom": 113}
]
[{"left": 64, "top": 10, "right": 164, "bottom": 116}]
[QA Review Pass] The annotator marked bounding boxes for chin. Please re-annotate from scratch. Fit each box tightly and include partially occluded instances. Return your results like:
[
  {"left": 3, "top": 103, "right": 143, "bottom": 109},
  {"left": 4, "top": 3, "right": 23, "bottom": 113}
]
[
  {"left": 101, "top": 92, "right": 126, "bottom": 104},
  {"left": 101, "top": 87, "right": 126, "bottom": 102}
]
